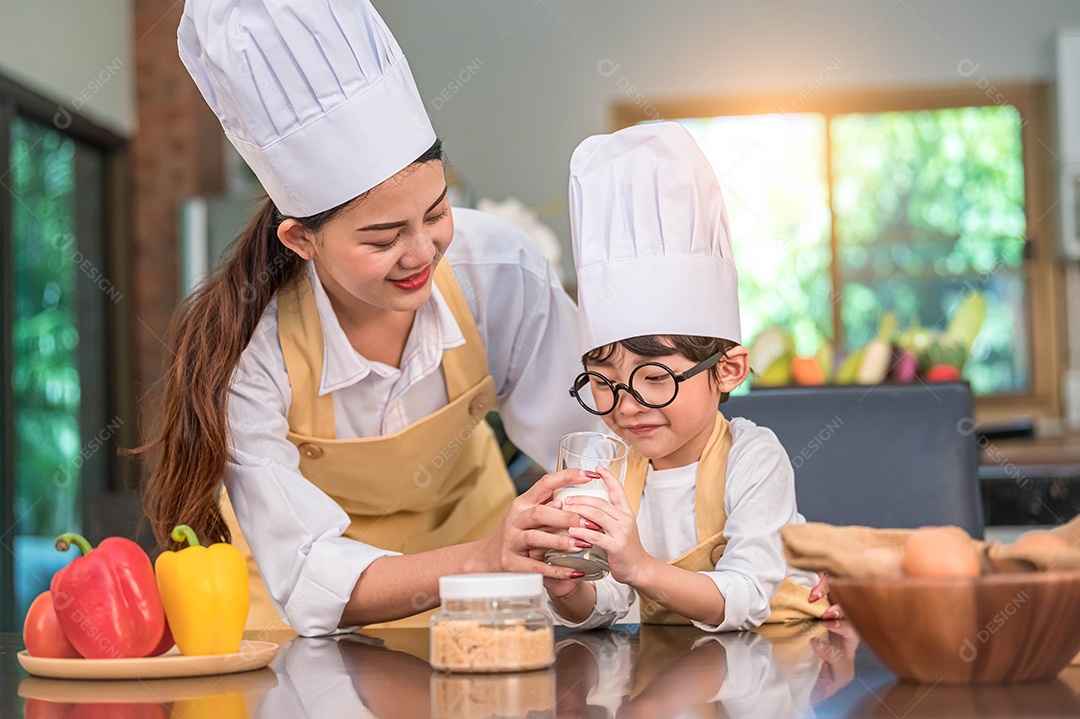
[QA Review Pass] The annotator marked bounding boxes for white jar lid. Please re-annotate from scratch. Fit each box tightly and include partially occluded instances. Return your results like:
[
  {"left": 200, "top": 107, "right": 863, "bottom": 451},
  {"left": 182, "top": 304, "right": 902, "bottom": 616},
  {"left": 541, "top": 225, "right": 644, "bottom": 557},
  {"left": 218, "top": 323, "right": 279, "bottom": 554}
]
[{"left": 439, "top": 573, "right": 543, "bottom": 600}]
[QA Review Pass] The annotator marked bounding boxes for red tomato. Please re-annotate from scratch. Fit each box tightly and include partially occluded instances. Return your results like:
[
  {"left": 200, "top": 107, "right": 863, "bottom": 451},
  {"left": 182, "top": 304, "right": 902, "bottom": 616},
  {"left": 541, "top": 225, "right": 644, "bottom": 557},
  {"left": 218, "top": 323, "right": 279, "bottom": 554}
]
[
  {"left": 23, "top": 591, "right": 81, "bottom": 659},
  {"left": 23, "top": 698, "right": 74, "bottom": 719},
  {"left": 69, "top": 703, "right": 167, "bottom": 719},
  {"left": 925, "top": 364, "right": 963, "bottom": 383}
]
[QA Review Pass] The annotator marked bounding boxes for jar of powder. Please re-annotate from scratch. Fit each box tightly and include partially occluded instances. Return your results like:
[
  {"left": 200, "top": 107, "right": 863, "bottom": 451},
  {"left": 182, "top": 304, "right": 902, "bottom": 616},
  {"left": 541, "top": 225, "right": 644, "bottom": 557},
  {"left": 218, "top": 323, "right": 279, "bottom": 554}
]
[{"left": 430, "top": 573, "right": 554, "bottom": 673}]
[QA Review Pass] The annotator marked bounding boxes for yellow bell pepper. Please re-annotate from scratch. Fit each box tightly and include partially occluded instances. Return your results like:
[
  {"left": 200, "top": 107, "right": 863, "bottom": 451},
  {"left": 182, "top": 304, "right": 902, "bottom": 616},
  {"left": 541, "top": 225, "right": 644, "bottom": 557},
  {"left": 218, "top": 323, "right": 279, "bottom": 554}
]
[
  {"left": 171, "top": 693, "right": 249, "bottom": 719},
  {"left": 155, "top": 524, "right": 249, "bottom": 655}
]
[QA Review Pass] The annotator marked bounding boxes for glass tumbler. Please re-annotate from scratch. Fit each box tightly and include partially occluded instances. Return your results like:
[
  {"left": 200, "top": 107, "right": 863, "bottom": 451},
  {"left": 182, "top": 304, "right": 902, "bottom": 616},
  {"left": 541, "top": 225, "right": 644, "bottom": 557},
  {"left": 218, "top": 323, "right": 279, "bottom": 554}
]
[{"left": 543, "top": 432, "right": 630, "bottom": 580}]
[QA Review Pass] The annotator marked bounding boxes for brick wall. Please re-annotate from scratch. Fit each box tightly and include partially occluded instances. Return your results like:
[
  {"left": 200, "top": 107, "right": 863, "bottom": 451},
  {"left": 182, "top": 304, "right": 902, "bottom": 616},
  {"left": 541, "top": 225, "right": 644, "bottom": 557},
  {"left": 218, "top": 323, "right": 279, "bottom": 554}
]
[{"left": 131, "top": 0, "right": 224, "bottom": 466}]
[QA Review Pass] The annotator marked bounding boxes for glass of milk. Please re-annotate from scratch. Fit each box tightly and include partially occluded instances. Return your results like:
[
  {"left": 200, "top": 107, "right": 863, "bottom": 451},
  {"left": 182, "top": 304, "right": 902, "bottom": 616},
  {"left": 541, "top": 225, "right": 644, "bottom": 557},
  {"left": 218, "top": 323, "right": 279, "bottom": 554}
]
[{"left": 544, "top": 432, "right": 630, "bottom": 580}]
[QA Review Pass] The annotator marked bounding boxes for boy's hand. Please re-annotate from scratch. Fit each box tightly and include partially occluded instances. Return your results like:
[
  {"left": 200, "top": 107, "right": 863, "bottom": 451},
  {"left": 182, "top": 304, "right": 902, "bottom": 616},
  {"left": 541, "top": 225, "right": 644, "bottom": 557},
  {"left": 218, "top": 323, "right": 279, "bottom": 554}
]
[
  {"left": 543, "top": 575, "right": 583, "bottom": 599},
  {"left": 565, "top": 466, "right": 655, "bottom": 586},
  {"left": 809, "top": 572, "right": 845, "bottom": 621},
  {"left": 810, "top": 619, "right": 860, "bottom": 703}
]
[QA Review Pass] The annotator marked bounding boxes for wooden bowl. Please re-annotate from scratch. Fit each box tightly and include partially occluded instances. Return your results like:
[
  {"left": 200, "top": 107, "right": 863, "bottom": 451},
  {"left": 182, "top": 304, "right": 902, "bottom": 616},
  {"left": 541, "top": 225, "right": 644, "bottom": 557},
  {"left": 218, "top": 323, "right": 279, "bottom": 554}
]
[
  {"left": 829, "top": 571, "right": 1080, "bottom": 684},
  {"left": 849, "top": 677, "right": 1080, "bottom": 717}
]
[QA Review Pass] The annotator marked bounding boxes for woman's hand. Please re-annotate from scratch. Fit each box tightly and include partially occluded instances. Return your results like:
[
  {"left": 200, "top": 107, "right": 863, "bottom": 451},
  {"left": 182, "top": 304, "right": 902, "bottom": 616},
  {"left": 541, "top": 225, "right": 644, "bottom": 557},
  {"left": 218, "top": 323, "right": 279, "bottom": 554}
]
[
  {"left": 809, "top": 572, "right": 845, "bottom": 621},
  {"left": 471, "top": 468, "right": 600, "bottom": 580},
  {"left": 535, "top": 498, "right": 589, "bottom": 598},
  {"left": 543, "top": 573, "right": 584, "bottom": 599},
  {"left": 564, "top": 467, "right": 656, "bottom": 586}
]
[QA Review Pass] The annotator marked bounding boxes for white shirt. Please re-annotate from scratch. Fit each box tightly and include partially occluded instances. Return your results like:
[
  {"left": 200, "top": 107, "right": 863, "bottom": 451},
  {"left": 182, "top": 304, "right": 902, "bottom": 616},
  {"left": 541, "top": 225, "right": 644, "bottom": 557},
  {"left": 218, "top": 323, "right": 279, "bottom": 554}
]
[
  {"left": 255, "top": 636, "right": 376, "bottom": 718},
  {"left": 225, "top": 208, "right": 598, "bottom": 636},
  {"left": 554, "top": 631, "right": 819, "bottom": 718},
  {"left": 254, "top": 631, "right": 820, "bottom": 719},
  {"left": 555, "top": 632, "right": 635, "bottom": 714},
  {"left": 552, "top": 417, "right": 819, "bottom": 632},
  {"left": 709, "top": 631, "right": 821, "bottom": 719}
]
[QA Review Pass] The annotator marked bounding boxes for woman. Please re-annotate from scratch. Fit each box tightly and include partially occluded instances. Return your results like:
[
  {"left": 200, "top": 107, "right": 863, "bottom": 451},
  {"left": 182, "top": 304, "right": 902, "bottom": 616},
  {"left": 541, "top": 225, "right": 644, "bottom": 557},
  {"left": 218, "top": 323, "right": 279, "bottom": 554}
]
[{"left": 143, "top": 0, "right": 596, "bottom": 636}]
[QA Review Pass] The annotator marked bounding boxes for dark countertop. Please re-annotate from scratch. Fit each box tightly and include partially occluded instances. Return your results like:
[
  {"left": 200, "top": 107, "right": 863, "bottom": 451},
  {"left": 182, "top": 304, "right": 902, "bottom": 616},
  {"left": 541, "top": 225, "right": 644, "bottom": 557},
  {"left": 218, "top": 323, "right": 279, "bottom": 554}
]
[
  {"left": 4, "top": 622, "right": 1080, "bottom": 718},
  {"left": 979, "top": 429, "right": 1080, "bottom": 479}
]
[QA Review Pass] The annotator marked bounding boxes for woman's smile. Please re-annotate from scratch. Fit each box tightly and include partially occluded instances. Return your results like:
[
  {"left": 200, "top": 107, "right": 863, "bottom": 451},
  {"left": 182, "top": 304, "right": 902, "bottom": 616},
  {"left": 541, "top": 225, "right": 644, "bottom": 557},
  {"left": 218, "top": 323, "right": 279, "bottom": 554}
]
[{"left": 389, "top": 264, "right": 433, "bottom": 291}]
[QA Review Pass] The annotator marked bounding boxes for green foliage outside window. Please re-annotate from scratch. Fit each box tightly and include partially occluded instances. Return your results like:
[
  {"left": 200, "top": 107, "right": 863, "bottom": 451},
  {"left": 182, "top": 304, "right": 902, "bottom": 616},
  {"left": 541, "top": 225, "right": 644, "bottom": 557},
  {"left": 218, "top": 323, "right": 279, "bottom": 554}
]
[
  {"left": 678, "top": 104, "right": 1029, "bottom": 395},
  {"left": 832, "top": 106, "right": 1028, "bottom": 394},
  {"left": 11, "top": 116, "right": 82, "bottom": 538}
]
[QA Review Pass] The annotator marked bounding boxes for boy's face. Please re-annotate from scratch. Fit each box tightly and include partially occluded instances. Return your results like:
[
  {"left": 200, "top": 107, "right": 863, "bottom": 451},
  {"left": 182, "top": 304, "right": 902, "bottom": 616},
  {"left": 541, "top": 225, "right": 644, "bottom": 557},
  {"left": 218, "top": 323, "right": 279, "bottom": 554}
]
[{"left": 585, "top": 345, "right": 747, "bottom": 470}]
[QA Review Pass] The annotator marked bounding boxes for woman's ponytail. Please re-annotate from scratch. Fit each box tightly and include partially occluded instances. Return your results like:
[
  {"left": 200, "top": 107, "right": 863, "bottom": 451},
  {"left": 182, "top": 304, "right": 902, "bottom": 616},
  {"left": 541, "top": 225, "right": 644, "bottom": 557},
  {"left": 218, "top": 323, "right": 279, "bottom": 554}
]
[
  {"left": 140, "top": 198, "right": 303, "bottom": 547},
  {"left": 140, "top": 139, "right": 443, "bottom": 548}
]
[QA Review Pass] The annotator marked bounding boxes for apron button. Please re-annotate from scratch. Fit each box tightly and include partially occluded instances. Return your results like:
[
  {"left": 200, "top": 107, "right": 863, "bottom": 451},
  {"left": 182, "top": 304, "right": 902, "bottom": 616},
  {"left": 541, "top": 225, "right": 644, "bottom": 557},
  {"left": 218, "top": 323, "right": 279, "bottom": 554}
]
[
  {"left": 468, "top": 395, "right": 490, "bottom": 418},
  {"left": 298, "top": 442, "right": 324, "bottom": 460}
]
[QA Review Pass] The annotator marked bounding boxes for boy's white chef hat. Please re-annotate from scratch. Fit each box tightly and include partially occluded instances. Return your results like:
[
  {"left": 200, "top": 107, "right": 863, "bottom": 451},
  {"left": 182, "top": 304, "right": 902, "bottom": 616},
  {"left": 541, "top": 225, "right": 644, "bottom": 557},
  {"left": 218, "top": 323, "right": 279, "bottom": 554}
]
[
  {"left": 178, "top": 0, "right": 437, "bottom": 217},
  {"left": 570, "top": 121, "right": 741, "bottom": 355}
]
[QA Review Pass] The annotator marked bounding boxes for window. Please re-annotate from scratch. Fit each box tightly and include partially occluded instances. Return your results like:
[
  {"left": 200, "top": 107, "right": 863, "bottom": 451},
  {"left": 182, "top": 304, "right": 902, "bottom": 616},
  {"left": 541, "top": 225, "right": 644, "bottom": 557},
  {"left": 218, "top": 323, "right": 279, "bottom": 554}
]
[
  {"left": 615, "top": 85, "right": 1061, "bottom": 419},
  {"left": 0, "top": 76, "right": 127, "bottom": 632}
]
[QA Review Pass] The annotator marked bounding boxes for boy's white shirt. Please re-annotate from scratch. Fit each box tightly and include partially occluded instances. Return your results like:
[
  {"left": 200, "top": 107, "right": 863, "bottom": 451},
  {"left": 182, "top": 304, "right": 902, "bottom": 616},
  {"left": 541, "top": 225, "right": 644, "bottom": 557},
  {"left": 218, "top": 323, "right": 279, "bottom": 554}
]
[
  {"left": 551, "top": 416, "right": 819, "bottom": 632},
  {"left": 708, "top": 632, "right": 821, "bottom": 718}
]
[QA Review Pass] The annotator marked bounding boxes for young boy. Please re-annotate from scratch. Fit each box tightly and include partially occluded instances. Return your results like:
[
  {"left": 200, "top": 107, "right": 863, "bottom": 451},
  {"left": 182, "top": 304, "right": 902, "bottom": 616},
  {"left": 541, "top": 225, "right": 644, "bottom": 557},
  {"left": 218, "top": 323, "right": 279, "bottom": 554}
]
[{"left": 547, "top": 122, "right": 829, "bottom": 631}]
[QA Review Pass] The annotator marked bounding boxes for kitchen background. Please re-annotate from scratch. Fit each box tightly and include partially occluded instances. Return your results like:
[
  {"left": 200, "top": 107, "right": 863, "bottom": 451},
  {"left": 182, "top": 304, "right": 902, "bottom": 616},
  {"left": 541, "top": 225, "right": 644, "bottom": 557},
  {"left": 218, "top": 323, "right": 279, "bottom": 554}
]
[{"left": 1, "top": 0, "right": 1079, "bottom": 632}]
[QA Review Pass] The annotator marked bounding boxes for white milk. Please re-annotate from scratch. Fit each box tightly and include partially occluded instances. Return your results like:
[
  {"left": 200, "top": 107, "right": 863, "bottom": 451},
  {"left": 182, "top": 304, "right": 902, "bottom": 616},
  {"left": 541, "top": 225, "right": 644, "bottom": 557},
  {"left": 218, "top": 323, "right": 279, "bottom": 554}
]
[{"left": 553, "top": 483, "right": 610, "bottom": 503}]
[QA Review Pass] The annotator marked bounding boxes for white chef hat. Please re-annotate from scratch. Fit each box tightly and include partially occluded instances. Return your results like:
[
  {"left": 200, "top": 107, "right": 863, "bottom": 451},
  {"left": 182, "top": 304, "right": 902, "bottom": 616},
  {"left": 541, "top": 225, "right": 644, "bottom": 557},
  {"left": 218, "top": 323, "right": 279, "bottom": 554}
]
[
  {"left": 178, "top": 0, "right": 437, "bottom": 217},
  {"left": 570, "top": 122, "right": 741, "bottom": 355}
]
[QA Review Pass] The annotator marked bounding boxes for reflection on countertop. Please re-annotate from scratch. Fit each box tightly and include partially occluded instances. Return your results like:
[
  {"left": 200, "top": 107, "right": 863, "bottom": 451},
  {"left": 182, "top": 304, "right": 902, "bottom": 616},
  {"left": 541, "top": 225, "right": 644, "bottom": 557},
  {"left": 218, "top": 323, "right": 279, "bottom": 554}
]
[{"left": 5, "top": 621, "right": 1080, "bottom": 718}]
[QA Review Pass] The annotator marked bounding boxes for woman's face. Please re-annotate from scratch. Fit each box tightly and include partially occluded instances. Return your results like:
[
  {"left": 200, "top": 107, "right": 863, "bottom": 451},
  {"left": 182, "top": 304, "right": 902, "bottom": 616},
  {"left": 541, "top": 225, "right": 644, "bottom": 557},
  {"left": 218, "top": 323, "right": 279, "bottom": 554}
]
[
  {"left": 280, "top": 160, "right": 453, "bottom": 315},
  {"left": 586, "top": 346, "right": 723, "bottom": 470}
]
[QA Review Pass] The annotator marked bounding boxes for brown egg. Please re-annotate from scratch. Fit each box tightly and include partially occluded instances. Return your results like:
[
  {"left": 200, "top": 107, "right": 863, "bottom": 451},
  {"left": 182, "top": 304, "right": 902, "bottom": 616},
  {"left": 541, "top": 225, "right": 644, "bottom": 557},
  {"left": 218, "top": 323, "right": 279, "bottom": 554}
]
[
  {"left": 1012, "top": 530, "right": 1071, "bottom": 554},
  {"left": 901, "top": 527, "right": 981, "bottom": 578}
]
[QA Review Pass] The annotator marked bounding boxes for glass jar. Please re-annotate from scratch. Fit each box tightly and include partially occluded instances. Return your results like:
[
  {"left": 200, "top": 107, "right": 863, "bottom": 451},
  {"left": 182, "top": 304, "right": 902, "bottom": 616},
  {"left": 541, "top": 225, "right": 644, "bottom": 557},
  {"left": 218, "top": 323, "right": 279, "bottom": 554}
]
[
  {"left": 430, "top": 573, "right": 554, "bottom": 673},
  {"left": 431, "top": 669, "right": 556, "bottom": 718}
]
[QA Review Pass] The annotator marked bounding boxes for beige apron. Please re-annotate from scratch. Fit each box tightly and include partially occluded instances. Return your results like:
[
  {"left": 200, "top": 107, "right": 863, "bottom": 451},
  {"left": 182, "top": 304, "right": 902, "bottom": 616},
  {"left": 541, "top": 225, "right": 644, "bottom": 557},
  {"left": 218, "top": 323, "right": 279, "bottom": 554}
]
[
  {"left": 222, "top": 261, "right": 515, "bottom": 631},
  {"left": 623, "top": 413, "right": 828, "bottom": 626},
  {"left": 628, "top": 626, "right": 732, "bottom": 718}
]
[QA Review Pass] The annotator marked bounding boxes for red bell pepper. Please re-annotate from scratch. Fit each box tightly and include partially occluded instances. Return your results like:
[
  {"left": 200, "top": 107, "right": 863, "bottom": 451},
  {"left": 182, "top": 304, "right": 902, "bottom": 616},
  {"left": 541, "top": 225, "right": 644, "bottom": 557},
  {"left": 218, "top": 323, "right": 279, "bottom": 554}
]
[
  {"left": 24, "top": 700, "right": 167, "bottom": 719},
  {"left": 50, "top": 533, "right": 166, "bottom": 659},
  {"left": 147, "top": 618, "right": 175, "bottom": 657},
  {"left": 23, "top": 591, "right": 81, "bottom": 658}
]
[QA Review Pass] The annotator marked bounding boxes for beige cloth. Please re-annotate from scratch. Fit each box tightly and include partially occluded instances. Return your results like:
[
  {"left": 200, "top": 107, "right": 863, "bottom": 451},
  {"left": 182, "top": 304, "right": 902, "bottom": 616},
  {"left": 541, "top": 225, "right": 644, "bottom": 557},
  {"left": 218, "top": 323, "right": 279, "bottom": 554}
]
[
  {"left": 223, "top": 261, "right": 515, "bottom": 630},
  {"left": 986, "top": 514, "right": 1080, "bottom": 572},
  {"left": 781, "top": 514, "right": 1080, "bottom": 579},
  {"left": 780, "top": 523, "right": 969, "bottom": 579}
]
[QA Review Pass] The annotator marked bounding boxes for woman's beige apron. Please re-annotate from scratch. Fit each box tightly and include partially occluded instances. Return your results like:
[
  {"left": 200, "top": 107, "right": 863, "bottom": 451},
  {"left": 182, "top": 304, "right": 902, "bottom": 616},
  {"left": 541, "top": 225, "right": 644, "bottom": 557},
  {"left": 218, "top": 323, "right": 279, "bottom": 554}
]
[
  {"left": 622, "top": 412, "right": 828, "bottom": 626},
  {"left": 222, "top": 262, "right": 515, "bottom": 631}
]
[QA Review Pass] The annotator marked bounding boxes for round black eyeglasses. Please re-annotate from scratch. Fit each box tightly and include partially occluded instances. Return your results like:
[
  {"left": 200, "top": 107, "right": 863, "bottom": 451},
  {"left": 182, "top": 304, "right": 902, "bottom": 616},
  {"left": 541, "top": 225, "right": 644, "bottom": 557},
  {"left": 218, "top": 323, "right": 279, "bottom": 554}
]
[{"left": 568, "top": 350, "right": 724, "bottom": 416}]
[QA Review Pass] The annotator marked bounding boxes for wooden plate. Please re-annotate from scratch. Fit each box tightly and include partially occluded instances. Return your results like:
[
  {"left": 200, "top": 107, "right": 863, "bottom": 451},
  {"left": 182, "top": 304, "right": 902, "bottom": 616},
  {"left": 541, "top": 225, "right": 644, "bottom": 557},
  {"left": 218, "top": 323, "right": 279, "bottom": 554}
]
[
  {"left": 17, "top": 640, "right": 279, "bottom": 680},
  {"left": 19, "top": 667, "right": 277, "bottom": 702}
]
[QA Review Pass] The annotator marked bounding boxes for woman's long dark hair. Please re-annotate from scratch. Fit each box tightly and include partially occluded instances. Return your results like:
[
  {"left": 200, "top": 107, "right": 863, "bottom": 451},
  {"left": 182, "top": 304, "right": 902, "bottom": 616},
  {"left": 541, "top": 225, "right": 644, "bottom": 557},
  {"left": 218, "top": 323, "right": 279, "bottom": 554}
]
[{"left": 140, "top": 140, "right": 444, "bottom": 548}]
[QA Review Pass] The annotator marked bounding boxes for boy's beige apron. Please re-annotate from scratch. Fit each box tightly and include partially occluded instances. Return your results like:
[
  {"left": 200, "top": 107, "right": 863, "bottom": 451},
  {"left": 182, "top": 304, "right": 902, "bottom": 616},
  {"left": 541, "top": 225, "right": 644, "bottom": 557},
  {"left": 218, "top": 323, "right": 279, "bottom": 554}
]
[
  {"left": 222, "top": 262, "right": 515, "bottom": 631},
  {"left": 622, "top": 412, "right": 827, "bottom": 625}
]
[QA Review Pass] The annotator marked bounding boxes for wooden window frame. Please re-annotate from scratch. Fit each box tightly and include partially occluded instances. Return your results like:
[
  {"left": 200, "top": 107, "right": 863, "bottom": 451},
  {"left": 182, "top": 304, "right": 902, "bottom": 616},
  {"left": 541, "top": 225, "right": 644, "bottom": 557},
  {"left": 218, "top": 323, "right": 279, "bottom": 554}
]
[
  {"left": 0, "top": 73, "right": 133, "bottom": 632},
  {"left": 613, "top": 83, "right": 1064, "bottom": 424}
]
